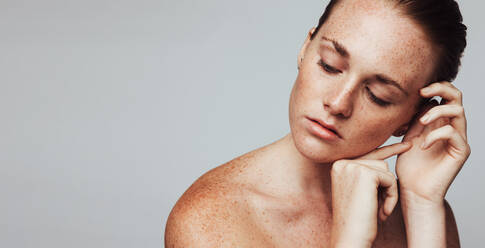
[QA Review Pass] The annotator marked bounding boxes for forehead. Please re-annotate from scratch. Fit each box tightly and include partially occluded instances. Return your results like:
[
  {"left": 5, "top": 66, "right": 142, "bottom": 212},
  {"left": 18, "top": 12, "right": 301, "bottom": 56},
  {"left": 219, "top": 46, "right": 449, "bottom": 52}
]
[{"left": 317, "top": 0, "right": 437, "bottom": 91}]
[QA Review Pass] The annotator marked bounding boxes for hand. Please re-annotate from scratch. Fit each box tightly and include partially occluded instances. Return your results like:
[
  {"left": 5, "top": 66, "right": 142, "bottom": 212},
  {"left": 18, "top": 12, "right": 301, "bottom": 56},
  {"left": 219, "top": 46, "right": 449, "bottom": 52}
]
[
  {"left": 396, "top": 81, "right": 471, "bottom": 206},
  {"left": 330, "top": 142, "right": 412, "bottom": 248}
]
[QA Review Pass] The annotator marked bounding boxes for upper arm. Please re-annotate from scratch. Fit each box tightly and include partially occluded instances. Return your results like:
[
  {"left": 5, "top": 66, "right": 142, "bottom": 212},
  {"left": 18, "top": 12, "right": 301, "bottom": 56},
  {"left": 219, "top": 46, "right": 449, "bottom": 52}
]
[
  {"left": 164, "top": 179, "right": 230, "bottom": 248},
  {"left": 444, "top": 199, "right": 460, "bottom": 248},
  {"left": 164, "top": 182, "right": 258, "bottom": 248},
  {"left": 164, "top": 198, "right": 217, "bottom": 248}
]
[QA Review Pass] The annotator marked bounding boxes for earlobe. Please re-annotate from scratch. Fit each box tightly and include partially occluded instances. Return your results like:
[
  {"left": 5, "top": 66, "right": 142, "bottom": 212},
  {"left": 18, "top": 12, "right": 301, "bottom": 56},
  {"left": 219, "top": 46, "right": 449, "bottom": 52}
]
[{"left": 392, "top": 125, "right": 409, "bottom": 137}]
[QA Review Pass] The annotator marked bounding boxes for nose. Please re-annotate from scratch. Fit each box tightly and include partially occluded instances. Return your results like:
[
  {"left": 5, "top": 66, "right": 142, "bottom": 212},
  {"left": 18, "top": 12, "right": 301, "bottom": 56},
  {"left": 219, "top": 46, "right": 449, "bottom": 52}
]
[{"left": 323, "top": 81, "right": 356, "bottom": 119}]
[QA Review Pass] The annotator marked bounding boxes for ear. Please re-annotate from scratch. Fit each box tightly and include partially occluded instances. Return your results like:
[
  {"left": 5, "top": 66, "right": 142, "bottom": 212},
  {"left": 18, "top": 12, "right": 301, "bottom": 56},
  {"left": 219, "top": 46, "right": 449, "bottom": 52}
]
[
  {"left": 392, "top": 97, "right": 431, "bottom": 137},
  {"left": 392, "top": 123, "right": 409, "bottom": 137},
  {"left": 297, "top": 27, "right": 317, "bottom": 69}
]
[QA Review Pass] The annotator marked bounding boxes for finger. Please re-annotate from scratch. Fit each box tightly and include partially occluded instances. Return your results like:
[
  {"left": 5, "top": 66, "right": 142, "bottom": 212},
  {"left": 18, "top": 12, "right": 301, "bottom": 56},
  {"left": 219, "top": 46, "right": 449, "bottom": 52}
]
[
  {"left": 421, "top": 125, "right": 469, "bottom": 158},
  {"left": 379, "top": 195, "right": 391, "bottom": 222},
  {"left": 378, "top": 191, "right": 388, "bottom": 222},
  {"left": 369, "top": 168, "right": 398, "bottom": 220},
  {"left": 382, "top": 178, "right": 398, "bottom": 219},
  {"left": 359, "top": 141, "right": 412, "bottom": 160},
  {"left": 421, "top": 124, "right": 471, "bottom": 182},
  {"left": 403, "top": 99, "right": 440, "bottom": 140},
  {"left": 355, "top": 159, "right": 389, "bottom": 172},
  {"left": 359, "top": 164, "right": 398, "bottom": 220},
  {"left": 420, "top": 81, "right": 463, "bottom": 105},
  {"left": 419, "top": 104, "right": 467, "bottom": 140}
]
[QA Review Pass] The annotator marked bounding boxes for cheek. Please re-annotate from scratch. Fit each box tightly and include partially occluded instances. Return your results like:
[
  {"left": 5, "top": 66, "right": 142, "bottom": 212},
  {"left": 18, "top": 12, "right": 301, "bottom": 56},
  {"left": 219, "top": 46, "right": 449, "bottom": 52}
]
[
  {"left": 350, "top": 113, "right": 401, "bottom": 147},
  {"left": 290, "top": 75, "right": 317, "bottom": 112}
]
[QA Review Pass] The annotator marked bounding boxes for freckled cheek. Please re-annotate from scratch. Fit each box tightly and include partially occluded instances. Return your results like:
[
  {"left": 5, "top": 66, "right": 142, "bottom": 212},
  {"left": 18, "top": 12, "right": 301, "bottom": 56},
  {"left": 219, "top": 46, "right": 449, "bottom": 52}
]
[
  {"left": 292, "top": 81, "right": 310, "bottom": 108},
  {"left": 293, "top": 76, "right": 323, "bottom": 103},
  {"left": 298, "top": 73, "right": 319, "bottom": 92},
  {"left": 290, "top": 78, "right": 316, "bottom": 119},
  {"left": 351, "top": 116, "right": 399, "bottom": 141}
]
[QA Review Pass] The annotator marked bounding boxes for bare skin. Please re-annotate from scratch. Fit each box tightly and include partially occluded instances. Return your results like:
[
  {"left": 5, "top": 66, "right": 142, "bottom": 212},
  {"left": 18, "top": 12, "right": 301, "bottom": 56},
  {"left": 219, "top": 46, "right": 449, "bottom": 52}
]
[
  {"left": 165, "top": 134, "right": 459, "bottom": 247},
  {"left": 165, "top": 0, "right": 467, "bottom": 247}
]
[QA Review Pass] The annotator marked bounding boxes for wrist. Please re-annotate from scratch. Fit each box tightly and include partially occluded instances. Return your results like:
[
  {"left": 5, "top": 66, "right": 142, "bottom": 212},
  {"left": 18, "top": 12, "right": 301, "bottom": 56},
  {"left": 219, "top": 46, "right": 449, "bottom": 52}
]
[
  {"left": 400, "top": 197, "right": 446, "bottom": 222},
  {"left": 330, "top": 227, "right": 373, "bottom": 248},
  {"left": 399, "top": 187, "right": 445, "bottom": 211},
  {"left": 331, "top": 238, "right": 372, "bottom": 248},
  {"left": 399, "top": 191, "right": 447, "bottom": 247}
]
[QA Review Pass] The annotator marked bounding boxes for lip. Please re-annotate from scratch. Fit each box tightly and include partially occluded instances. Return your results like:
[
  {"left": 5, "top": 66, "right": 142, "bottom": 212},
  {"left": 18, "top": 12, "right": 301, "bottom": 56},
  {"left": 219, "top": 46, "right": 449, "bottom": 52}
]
[{"left": 306, "top": 117, "right": 342, "bottom": 140}]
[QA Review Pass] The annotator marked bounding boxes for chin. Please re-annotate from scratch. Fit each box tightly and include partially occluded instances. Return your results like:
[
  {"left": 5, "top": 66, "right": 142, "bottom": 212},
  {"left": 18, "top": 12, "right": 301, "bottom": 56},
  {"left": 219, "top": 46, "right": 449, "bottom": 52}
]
[
  {"left": 290, "top": 128, "right": 383, "bottom": 163},
  {"left": 290, "top": 130, "right": 345, "bottom": 164}
]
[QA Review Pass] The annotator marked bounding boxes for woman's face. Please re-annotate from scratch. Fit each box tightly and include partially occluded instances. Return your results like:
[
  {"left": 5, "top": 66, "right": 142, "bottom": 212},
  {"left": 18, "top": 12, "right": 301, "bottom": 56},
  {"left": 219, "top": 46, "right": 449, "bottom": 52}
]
[{"left": 289, "top": 0, "right": 438, "bottom": 163}]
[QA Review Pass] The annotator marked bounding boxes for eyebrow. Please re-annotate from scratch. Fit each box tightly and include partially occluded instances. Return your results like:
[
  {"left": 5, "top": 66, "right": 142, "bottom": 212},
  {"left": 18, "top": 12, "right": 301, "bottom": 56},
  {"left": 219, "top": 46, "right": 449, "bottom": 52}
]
[
  {"left": 321, "top": 35, "right": 408, "bottom": 96},
  {"left": 375, "top": 74, "right": 409, "bottom": 96},
  {"left": 321, "top": 36, "right": 349, "bottom": 58}
]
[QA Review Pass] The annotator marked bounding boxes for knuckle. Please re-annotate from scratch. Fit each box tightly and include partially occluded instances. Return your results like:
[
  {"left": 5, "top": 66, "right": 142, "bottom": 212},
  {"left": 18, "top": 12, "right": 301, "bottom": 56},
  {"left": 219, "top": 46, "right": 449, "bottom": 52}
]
[
  {"left": 332, "top": 159, "right": 350, "bottom": 173},
  {"left": 331, "top": 161, "right": 343, "bottom": 172},
  {"left": 333, "top": 159, "right": 347, "bottom": 166},
  {"left": 443, "top": 124, "right": 454, "bottom": 134},
  {"left": 379, "top": 160, "right": 389, "bottom": 169},
  {"left": 384, "top": 161, "right": 390, "bottom": 170},
  {"left": 455, "top": 90, "right": 463, "bottom": 100},
  {"left": 456, "top": 106, "right": 465, "bottom": 115},
  {"left": 465, "top": 143, "right": 472, "bottom": 156},
  {"left": 332, "top": 160, "right": 343, "bottom": 167},
  {"left": 347, "top": 162, "right": 360, "bottom": 170},
  {"left": 355, "top": 164, "right": 369, "bottom": 175},
  {"left": 331, "top": 160, "right": 366, "bottom": 178}
]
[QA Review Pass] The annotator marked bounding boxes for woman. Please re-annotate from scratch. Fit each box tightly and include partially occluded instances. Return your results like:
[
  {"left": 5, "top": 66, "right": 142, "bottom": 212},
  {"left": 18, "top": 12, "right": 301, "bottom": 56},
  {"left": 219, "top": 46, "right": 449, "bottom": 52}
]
[{"left": 165, "top": 0, "right": 469, "bottom": 247}]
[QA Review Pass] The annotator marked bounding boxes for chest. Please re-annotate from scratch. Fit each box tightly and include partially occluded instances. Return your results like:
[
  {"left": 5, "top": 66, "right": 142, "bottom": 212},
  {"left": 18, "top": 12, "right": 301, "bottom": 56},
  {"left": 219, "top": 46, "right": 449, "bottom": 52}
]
[
  {"left": 251, "top": 208, "right": 406, "bottom": 248},
  {"left": 249, "top": 205, "right": 332, "bottom": 247}
]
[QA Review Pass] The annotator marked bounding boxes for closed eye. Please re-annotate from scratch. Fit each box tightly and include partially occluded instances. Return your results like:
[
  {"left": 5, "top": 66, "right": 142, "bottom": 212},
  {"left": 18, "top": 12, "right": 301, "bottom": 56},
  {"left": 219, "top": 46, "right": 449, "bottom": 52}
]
[
  {"left": 317, "top": 58, "right": 391, "bottom": 107},
  {"left": 365, "top": 86, "right": 391, "bottom": 107},
  {"left": 318, "top": 59, "right": 342, "bottom": 74}
]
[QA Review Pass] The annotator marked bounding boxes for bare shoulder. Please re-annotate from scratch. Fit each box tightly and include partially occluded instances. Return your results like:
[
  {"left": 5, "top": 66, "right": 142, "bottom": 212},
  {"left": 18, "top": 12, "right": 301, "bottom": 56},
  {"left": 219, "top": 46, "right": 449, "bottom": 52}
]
[{"left": 164, "top": 149, "right": 270, "bottom": 247}]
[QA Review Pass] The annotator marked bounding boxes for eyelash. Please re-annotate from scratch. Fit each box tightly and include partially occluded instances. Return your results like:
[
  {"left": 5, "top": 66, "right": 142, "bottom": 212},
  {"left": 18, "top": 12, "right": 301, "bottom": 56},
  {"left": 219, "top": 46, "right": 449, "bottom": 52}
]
[
  {"left": 365, "top": 86, "right": 391, "bottom": 107},
  {"left": 317, "top": 59, "right": 341, "bottom": 74},
  {"left": 317, "top": 59, "right": 392, "bottom": 107}
]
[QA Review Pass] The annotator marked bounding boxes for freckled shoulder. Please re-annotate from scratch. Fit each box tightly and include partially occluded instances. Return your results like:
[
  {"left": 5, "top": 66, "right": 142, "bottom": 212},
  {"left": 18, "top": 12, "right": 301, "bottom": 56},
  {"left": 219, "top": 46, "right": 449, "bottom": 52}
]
[{"left": 164, "top": 148, "right": 273, "bottom": 247}]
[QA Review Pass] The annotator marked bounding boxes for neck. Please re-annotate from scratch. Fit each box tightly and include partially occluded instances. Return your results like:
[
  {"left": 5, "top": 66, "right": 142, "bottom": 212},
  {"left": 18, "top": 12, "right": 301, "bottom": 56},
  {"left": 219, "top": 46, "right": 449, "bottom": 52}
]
[{"left": 270, "top": 133, "right": 333, "bottom": 198}]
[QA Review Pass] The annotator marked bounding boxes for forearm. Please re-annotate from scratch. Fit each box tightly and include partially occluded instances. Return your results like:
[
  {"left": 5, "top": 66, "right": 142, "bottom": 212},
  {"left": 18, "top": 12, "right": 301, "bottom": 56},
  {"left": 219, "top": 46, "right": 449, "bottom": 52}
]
[
  {"left": 400, "top": 192, "right": 446, "bottom": 248},
  {"left": 330, "top": 229, "right": 373, "bottom": 248}
]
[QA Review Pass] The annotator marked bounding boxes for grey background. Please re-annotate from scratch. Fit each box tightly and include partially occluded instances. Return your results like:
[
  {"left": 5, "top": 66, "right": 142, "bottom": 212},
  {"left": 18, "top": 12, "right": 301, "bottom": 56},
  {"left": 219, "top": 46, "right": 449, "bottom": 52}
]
[{"left": 1, "top": 0, "right": 483, "bottom": 247}]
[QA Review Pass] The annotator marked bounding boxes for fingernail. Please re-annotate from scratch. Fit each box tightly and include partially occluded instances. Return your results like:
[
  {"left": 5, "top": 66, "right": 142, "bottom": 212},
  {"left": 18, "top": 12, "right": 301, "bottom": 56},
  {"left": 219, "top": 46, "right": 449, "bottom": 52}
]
[{"left": 420, "top": 114, "right": 429, "bottom": 123}]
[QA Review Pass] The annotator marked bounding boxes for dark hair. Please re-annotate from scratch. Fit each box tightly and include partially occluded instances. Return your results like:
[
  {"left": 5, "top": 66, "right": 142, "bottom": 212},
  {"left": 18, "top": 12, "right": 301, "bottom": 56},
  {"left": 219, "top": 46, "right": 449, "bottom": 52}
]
[{"left": 310, "top": 0, "right": 467, "bottom": 84}]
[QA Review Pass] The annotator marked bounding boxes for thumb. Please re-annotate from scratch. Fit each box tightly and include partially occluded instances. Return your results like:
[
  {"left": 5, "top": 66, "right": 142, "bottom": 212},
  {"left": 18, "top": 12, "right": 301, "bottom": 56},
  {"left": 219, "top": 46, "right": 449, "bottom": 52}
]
[{"left": 380, "top": 179, "right": 399, "bottom": 221}]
